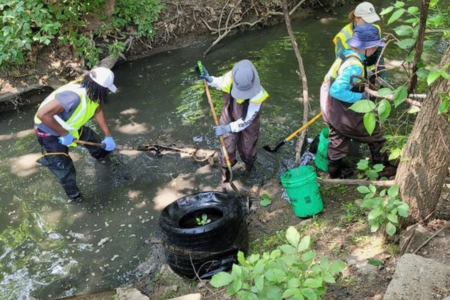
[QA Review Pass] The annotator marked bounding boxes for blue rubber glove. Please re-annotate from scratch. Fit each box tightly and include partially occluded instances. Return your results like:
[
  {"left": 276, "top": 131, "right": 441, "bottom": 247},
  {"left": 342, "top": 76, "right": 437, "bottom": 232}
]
[
  {"left": 195, "top": 64, "right": 212, "bottom": 83},
  {"left": 59, "top": 133, "right": 75, "bottom": 146},
  {"left": 213, "top": 125, "right": 231, "bottom": 136},
  {"left": 102, "top": 136, "right": 116, "bottom": 151}
]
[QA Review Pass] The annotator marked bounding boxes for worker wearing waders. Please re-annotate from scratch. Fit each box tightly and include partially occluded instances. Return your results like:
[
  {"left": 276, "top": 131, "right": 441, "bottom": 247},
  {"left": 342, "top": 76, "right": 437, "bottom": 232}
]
[
  {"left": 333, "top": 2, "right": 387, "bottom": 80},
  {"left": 34, "top": 67, "right": 117, "bottom": 201},
  {"left": 320, "top": 24, "right": 396, "bottom": 179},
  {"left": 196, "top": 60, "right": 269, "bottom": 183}
]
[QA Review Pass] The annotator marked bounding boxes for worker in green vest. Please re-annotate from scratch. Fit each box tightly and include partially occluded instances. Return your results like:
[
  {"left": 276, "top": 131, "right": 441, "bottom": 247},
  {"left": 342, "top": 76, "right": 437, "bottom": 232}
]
[
  {"left": 196, "top": 60, "right": 269, "bottom": 183},
  {"left": 34, "top": 67, "right": 117, "bottom": 201},
  {"left": 333, "top": 2, "right": 386, "bottom": 80}
]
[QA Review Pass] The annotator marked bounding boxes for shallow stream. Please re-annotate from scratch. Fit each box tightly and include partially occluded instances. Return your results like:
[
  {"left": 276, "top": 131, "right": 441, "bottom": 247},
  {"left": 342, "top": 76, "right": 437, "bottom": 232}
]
[{"left": 0, "top": 1, "right": 420, "bottom": 298}]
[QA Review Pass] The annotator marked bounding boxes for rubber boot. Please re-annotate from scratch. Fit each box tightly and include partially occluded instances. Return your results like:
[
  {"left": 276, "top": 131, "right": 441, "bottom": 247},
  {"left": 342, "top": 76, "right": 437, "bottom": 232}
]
[
  {"left": 221, "top": 167, "right": 231, "bottom": 183},
  {"left": 328, "top": 159, "right": 354, "bottom": 179},
  {"left": 328, "top": 159, "right": 343, "bottom": 179}
]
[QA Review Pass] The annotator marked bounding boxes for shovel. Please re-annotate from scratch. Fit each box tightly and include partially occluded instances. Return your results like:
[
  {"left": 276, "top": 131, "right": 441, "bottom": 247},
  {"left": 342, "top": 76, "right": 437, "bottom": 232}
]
[
  {"left": 197, "top": 61, "right": 239, "bottom": 193},
  {"left": 263, "top": 112, "right": 322, "bottom": 153}
]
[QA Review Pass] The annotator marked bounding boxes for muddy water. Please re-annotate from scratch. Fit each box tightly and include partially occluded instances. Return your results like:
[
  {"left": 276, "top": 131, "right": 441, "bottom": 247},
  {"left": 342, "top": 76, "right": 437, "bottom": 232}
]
[{"left": 0, "top": 1, "right": 411, "bottom": 299}]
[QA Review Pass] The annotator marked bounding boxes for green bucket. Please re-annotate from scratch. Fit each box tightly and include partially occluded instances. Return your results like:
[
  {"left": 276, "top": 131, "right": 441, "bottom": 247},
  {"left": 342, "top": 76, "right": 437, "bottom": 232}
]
[
  {"left": 315, "top": 127, "right": 329, "bottom": 172},
  {"left": 280, "top": 166, "right": 324, "bottom": 218}
]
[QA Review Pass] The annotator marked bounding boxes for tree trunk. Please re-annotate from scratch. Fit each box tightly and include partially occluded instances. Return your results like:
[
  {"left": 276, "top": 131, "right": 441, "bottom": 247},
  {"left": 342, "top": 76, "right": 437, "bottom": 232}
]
[{"left": 396, "top": 46, "right": 450, "bottom": 224}]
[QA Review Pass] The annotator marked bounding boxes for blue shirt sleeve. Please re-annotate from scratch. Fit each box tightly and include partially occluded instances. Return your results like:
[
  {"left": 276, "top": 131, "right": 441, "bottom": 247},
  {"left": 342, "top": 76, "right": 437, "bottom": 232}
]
[{"left": 329, "top": 61, "right": 364, "bottom": 104}]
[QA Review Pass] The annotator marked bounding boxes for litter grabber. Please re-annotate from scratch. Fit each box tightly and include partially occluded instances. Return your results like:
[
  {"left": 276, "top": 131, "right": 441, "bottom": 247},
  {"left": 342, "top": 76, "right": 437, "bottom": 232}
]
[
  {"left": 73, "top": 140, "right": 216, "bottom": 163},
  {"left": 263, "top": 112, "right": 322, "bottom": 153},
  {"left": 197, "top": 61, "right": 239, "bottom": 193}
]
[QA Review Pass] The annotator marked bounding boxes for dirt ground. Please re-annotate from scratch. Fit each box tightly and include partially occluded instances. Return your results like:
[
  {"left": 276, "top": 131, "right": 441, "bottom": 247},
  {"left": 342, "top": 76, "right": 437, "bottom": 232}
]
[{"left": 142, "top": 170, "right": 450, "bottom": 300}]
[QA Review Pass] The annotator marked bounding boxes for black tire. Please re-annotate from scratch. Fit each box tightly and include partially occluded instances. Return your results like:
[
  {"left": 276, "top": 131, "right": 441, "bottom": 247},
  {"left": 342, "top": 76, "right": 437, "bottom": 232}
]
[
  {"left": 159, "top": 192, "right": 249, "bottom": 278},
  {"left": 159, "top": 192, "right": 247, "bottom": 252},
  {"left": 165, "top": 226, "right": 249, "bottom": 279}
]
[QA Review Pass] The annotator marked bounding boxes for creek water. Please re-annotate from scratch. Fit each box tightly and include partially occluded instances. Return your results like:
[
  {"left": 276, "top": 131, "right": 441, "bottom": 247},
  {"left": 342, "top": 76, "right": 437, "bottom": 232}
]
[{"left": 0, "top": 1, "right": 422, "bottom": 299}]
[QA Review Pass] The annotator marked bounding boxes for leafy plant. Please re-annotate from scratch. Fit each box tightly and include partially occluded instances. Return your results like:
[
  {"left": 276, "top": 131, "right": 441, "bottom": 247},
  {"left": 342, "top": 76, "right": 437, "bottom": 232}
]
[
  {"left": 210, "top": 226, "right": 346, "bottom": 300},
  {"left": 260, "top": 194, "right": 272, "bottom": 207},
  {"left": 113, "top": 0, "right": 165, "bottom": 38},
  {"left": 356, "top": 159, "right": 384, "bottom": 180},
  {"left": 341, "top": 202, "right": 365, "bottom": 223},
  {"left": 356, "top": 184, "right": 409, "bottom": 236},
  {"left": 0, "top": 0, "right": 165, "bottom": 69},
  {"left": 196, "top": 213, "right": 211, "bottom": 226}
]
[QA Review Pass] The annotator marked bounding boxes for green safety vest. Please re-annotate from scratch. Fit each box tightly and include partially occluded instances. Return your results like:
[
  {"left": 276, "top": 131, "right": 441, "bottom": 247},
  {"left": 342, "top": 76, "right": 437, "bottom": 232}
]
[
  {"left": 34, "top": 82, "right": 100, "bottom": 146},
  {"left": 220, "top": 71, "right": 269, "bottom": 104}
]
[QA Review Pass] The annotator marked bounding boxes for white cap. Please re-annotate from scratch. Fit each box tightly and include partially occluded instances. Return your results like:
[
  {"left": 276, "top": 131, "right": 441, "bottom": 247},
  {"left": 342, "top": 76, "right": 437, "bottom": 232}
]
[
  {"left": 355, "top": 2, "right": 380, "bottom": 23},
  {"left": 89, "top": 67, "right": 117, "bottom": 93}
]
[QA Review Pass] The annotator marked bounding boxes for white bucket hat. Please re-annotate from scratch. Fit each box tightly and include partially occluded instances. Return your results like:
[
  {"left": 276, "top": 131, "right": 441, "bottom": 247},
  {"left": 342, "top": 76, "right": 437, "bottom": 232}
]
[
  {"left": 355, "top": 2, "right": 380, "bottom": 24},
  {"left": 231, "top": 60, "right": 261, "bottom": 100},
  {"left": 89, "top": 67, "right": 117, "bottom": 93}
]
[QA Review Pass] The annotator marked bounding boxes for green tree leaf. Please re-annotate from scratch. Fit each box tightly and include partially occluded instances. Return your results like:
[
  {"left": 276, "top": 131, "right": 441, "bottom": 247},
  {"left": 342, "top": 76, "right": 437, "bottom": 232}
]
[
  {"left": 394, "top": 25, "right": 414, "bottom": 36},
  {"left": 265, "top": 268, "right": 286, "bottom": 283},
  {"left": 380, "top": 6, "right": 394, "bottom": 15},
  {"left": 283, "top": 288, "right": 303, "bottom": 299},
  {"left": 297, "top": 235, "right": 311, "bottom": 252},
  {"left": 357, "top": 186, "right": 371, "bottom": 194},
  {"left": 393, "top": 86, "right": 408, "bottom": 107},
  {"left": 286, "top": 226, "right": 300, "bottom": 247},
  {"left": 301, "top": 251, "right": 317, "bottom": 262},
  {"left": 394, "top": 1, "right": 405, "bottom": 8},
  {"left": 210, "top": 272, "right": 234, "bottom": 287},
  {"left": 377, "top": 88, "right": 393, "bottom": 97},
  {"left": 407, "top": 6, "right": 419, "bottom": 14},
  {"left": 350, "top": 100, "right": 376, "bottom": 113},
  {"left": 377, "top": 99, "right": 392, "bottom": 122},
  {"left": 388, "top": 185, "right": 399, "bottom": 198},
  {"left": 368, "top": 209, "right": 384, "bottom": 220},
  {"left": 238, "top": 251, "right": 249, "bottom": 267},
  {"left": 301, "top": 288, "right": 318, "bottom": 300},
  {"left": 427, "top": 70, "right": 442, "bottom": 85},
  {"left": 388, "top": 8, "right": 405, "bottom": 24},
  {"left": 368, "top": 259, "right": 384, "bottom": 266},
  {"left": 255, "top": 275, "right": 264, "bottom": 292},
  {"left": 386, "top": 222, "right": 397, "bottom": 236},
  {"left": 279, "top": 244, "right": 298, "bottom": 255},
  {"left": 328, "top": 260, "right": 346, "bottom": 274},
  {"left": 389, "top": 148, "right": 402, "bottom": 160},
  {"left": 303, "top": 277, "right": 323, "bottom": 288},
  {"left": 396, "top": 38, "right": 416, "bottom": 49},
  {"left": 357, "top": 159, "right": 369, "bottom": 170},
  {"left": 387, "top": 213, "right": 399, "bottom": 224},
  {"left": 323, "top": 272, "right": 336, "bottom": 283},
  {"left": 288, "top": 277, "right": 301, "bottom": 288},
  {"left": 363, "top": 112, "right": 376, "bottom": 135},
  {"left": 260, "top": 199, "right": 272, "bottom": 207}
]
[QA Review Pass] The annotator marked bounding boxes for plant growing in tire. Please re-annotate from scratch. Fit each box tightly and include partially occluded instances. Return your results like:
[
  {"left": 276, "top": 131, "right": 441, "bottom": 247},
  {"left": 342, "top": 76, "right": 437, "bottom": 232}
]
[{"left": 159, "top": 192, "right": 249, "bottom": 279}]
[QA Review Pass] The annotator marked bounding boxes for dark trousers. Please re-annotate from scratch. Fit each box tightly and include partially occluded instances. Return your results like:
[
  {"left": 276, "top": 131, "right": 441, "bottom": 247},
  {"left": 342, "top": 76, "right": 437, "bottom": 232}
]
[
  {"left": 36, "top": 126, "right": 111, "bottom": 199},
  {"left": 219, "top": 94, "right": 261, "bottom": 170}
]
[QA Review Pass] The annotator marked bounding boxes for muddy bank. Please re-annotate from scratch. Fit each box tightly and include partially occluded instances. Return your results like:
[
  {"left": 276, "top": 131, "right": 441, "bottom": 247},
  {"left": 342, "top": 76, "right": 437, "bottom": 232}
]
[{"left": 0, "top": 0, "right": 348, "bottom": 111}]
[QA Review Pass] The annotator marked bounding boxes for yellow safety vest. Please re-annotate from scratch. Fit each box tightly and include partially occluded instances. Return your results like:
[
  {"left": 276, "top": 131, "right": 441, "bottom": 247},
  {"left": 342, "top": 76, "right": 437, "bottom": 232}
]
[
  {"left": 324, "top": 52, "right": 366, "bottom": 83},
  {"left": 34, "top": 82, "right": 100, "bottom": 146},
  {"left": 333, "top": 23, "right": 382, "bottom": 57},
  {"left": 221, "top": 71, "right": 269, "bottom": 104}
]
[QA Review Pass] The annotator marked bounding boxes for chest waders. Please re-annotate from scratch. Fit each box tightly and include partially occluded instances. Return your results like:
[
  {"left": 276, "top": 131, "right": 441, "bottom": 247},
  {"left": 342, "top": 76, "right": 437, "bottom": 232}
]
[{"left": 218, "top": 72, "right": 268, "bottom": 178}]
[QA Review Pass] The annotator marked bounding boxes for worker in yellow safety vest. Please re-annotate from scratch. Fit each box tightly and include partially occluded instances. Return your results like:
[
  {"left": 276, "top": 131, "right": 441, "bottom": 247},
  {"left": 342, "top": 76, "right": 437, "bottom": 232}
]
[
  {"left": 333, "top": 2, "right": 386, "bottom": 80},
  {"left": 34, "top": 67, "right": 118, "bottom": 201},
  {"left": 196, "top": 60, "right": 269, "bottom": 183},
  {"left": 321, "top": 24, "right": 397, "bottom": 179}
]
